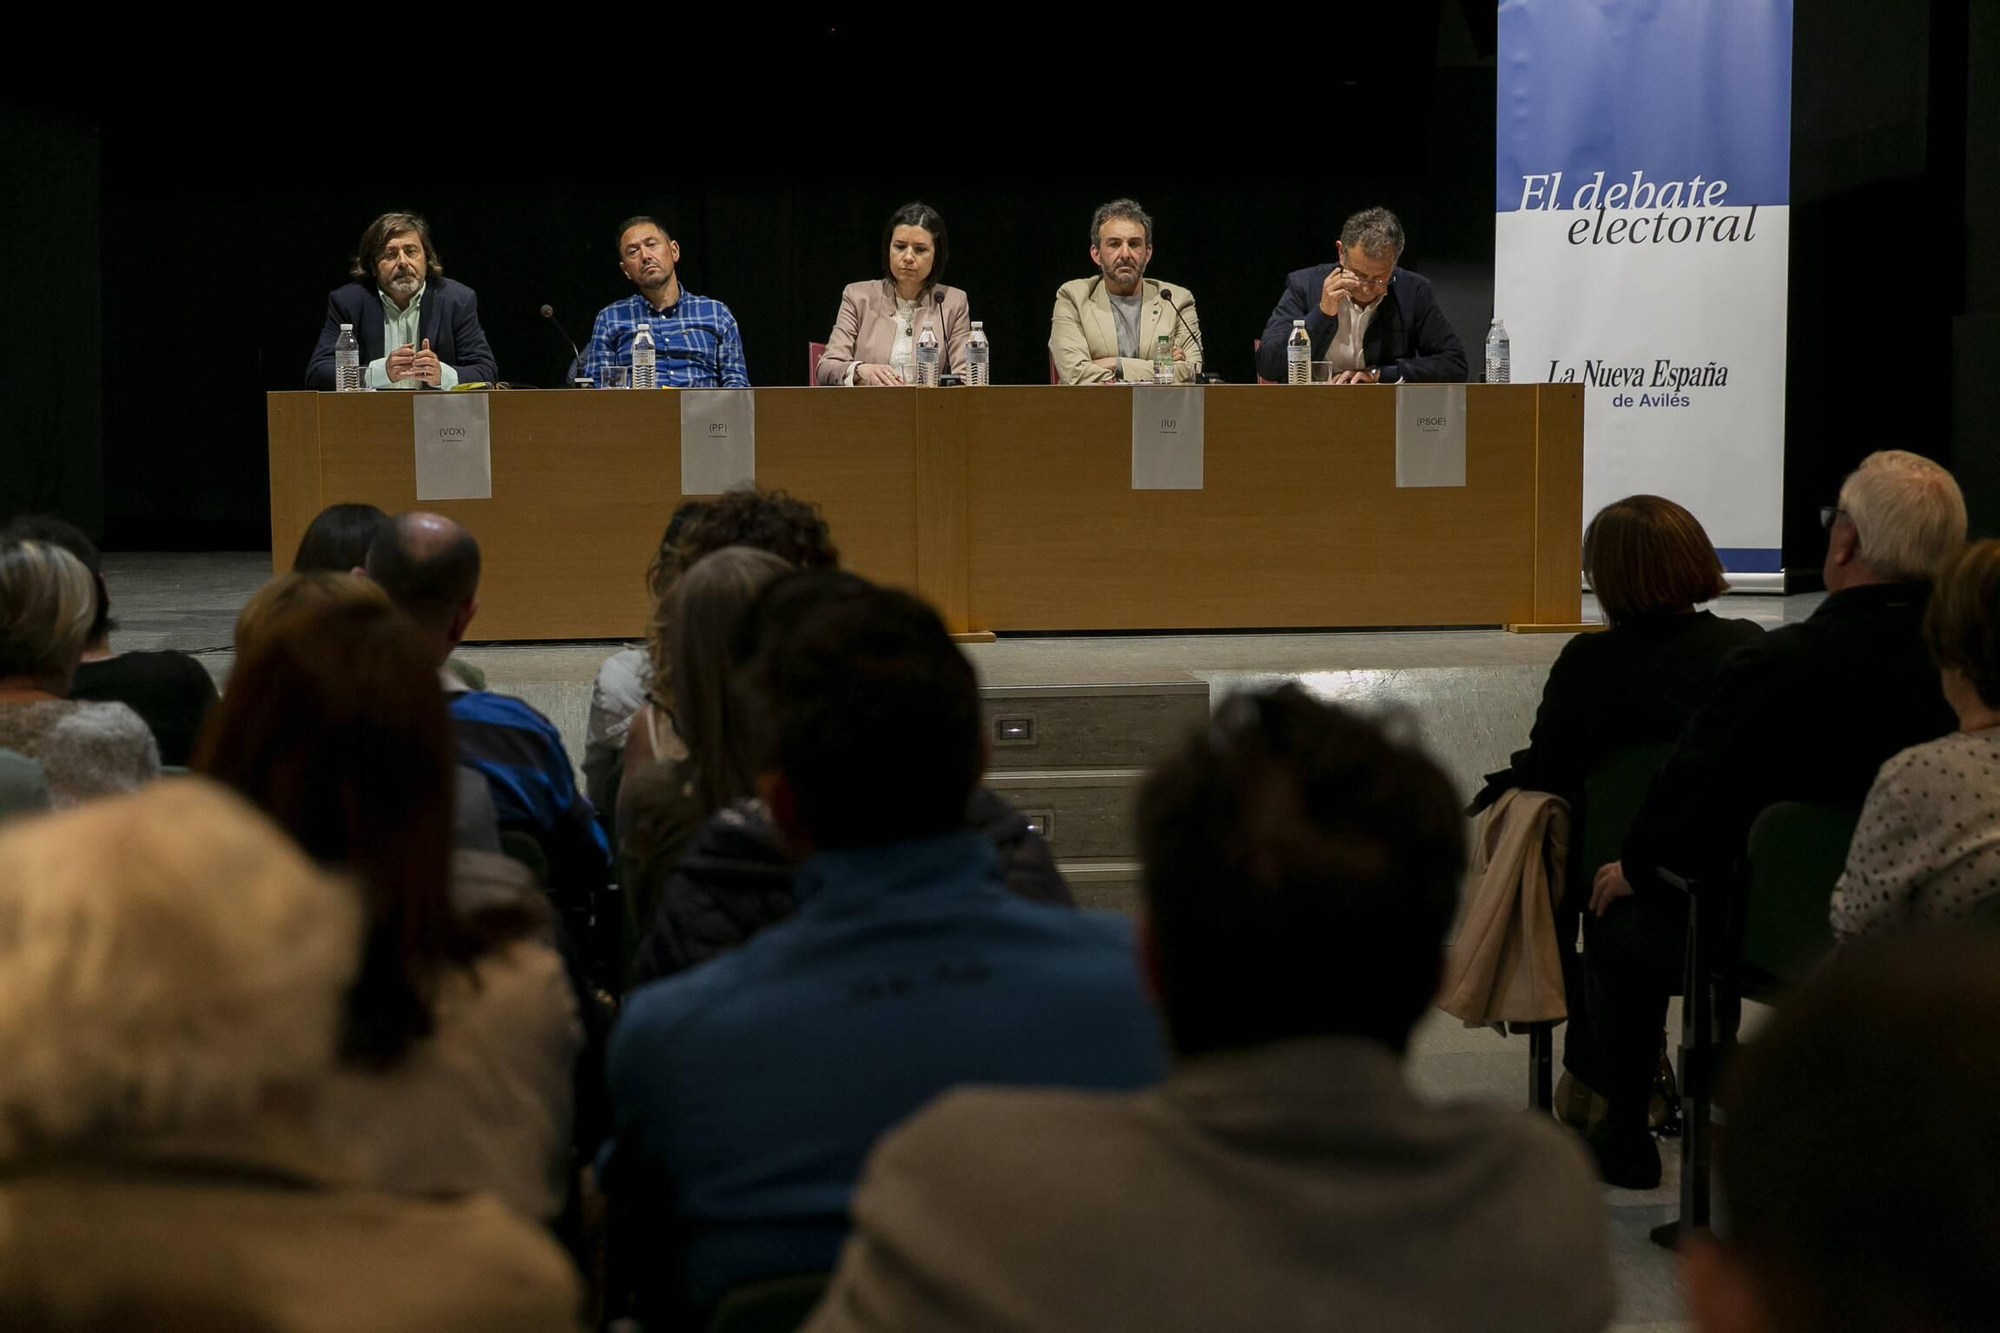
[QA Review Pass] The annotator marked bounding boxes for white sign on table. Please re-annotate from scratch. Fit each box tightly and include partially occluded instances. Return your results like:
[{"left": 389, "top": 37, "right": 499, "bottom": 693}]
[
  {"left": 1394, "top": 384, "right": 1467, "bottom": 488},
  {"left": 681, "top": 390, "right": 756, "bottom": 495},
  {"left": 1130, "top": 385, "right": 1204, "bottom": 491},
  {"left": 412, "top": 392, "right": 492, "bottom": 501}
]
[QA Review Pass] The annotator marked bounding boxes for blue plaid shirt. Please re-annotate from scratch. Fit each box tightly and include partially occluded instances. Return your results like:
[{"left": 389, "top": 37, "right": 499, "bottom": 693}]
[{"left": 582, "top": 290, "right": 750, "bottom": 388}]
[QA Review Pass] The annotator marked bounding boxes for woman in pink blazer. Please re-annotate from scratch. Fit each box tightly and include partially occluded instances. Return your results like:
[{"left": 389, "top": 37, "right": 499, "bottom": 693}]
[{"left": 816, "top": 202, "right": 972, "bottom": 385}]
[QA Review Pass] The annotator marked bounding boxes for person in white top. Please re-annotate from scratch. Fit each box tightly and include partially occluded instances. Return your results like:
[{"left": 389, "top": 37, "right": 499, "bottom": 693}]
[{"left": 1833, "top": 538, "right": 2000, "bottom": 942}]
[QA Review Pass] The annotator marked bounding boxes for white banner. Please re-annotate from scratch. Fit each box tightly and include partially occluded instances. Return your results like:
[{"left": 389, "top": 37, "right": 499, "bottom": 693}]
[{"left": 1495, "top": 0, "right": 1793, "bottom": 575}]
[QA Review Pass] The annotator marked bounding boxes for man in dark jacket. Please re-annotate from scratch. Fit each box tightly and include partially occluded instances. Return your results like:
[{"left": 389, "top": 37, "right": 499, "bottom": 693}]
[
  {"left": 304, "top": 211, "right": 498, "bottom": 390},
  {"left": 1570, "top": 450, "right": 1967, "bottom": 1188},
  {"left": 1255, "top": 207, "right": 1467, "bottom": 384}
]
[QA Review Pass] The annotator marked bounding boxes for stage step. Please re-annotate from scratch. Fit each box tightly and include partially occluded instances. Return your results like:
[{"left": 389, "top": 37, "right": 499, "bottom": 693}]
[
  {"left": 979, "top": 682, "right": 1209, "bottom": 770},
  {"left": 1056, "top": 860, "right": 1141, "bottom": 913}
]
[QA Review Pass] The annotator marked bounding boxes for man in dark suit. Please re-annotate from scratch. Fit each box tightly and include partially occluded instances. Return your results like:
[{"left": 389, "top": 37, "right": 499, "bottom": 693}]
[
  {"left": 304, "top": 212, "right": 498, "bottom": 390},
  {"left": 1571, "top": 450, "right": 1967, "bottom": 1189},
  {"left": 1255, "top": 206, "right": 1467, "bottom": 384}
]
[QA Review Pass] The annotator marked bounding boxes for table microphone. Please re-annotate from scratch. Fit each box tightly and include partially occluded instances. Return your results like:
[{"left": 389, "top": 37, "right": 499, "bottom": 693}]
[
  {"left": 1156, "top": 287, "right": 1214, "bottom": 382},
  {"left": 540, "top": 304, "right": 586, "bottom": 384}
]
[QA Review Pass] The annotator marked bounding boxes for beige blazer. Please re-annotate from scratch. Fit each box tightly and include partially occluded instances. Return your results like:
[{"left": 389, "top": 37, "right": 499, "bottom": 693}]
[
  {"left": 816, "top": 280, "right": 971, "bottom": 385},
  {"left": 1440, "top": 789, "right": 1571, "bottom": 1025},
  {"left": 1048, "top": 275, "right": 1203, "bottom": 385},
  {"left": 0, "top": 1120, "right": 584, "bottom": 1332},
  {"left": 804, "top": 1037, "right": 1613, "bottom": 1333}
]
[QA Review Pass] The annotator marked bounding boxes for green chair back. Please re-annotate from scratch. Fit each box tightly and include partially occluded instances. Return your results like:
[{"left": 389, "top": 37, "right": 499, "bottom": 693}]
[
  {"left": 1570, "top": 742, "right": 1677, "bottom": 903},
  {"left": 1743, "top": 801, "right": 1860, "bottom": 987},
  {"left": 0, "top": 748, "right": 51, "bottom": 819},
  {"left": 1966, "top": 892, "right": 2000, "bottom": 931},
  {"left": 707, "top": 1273, "right": 831, "bottom": 1333}
]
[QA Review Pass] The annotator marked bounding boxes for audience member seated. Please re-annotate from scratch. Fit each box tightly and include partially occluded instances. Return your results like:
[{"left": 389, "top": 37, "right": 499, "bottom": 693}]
[
  {"left": 196, "top": 594, "right": 582, "bottom": 1222},
  {"left": 603, "top": 572, "right": 1166, "bottom": 1325},
  {"left": 802, "top": 685, "right": 1614, "bottom": 1333},
  {"left": 363, "top": 513, "right": 611, "bottom": 961},
  {"left": 3, "top": 515, "right": 218, "bottom": 767},
  {"left": 289, "top": 501, "right": 390, "bottom": 573},
  {"left": 0, "top": 780, "right": 583, "bottom": 1331},
  {"left": 608, "top": 487, "right": 844, "bottom": 803},
  {"left": 1681, "top": 932, "right": 2000, "bottom": 1333},
  {"left": 1474, "top": 494, "right": 1762, "bottom": 811},
  {"left": 233, "top": 571, "right": 501, "bottom": 852},
  {"left": 623, "top": 556, "right": 1069, "bottom": 984},
  {"left": 0, "top": 539, "right": 158, "bottom": 805},
  {"left": 1833, "top": 538, "right": 2000, "bottom": 942},
  {"left": 1571, "top": 449, "right": 1967, "bottom": 1188},
  {"left": 585, "top": 499, "right": 709, "bottom": 810},
  {"left": 618, "top": 546, "right": 791, "bottom": 972}
]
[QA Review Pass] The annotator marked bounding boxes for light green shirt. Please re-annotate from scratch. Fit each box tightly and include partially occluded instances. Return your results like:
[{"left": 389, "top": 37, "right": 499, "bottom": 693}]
[{"left": 365, "top": 283, "right": 460, "bottom": 389}]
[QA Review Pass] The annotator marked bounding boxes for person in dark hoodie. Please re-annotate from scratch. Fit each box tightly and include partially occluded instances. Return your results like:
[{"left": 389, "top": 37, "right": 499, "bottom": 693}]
[{"left": 620, "top": 562, "right": 1069, "bottom": 989}]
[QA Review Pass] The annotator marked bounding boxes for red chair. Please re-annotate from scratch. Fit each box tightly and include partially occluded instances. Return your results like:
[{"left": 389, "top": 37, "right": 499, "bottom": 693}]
[
  {"left": 1254, "top": 337, "right": 1276, "bottom": 386},
  {"left": 1048, "top": 351, "right": 1060, "bottom": 385},
  {"left": 807, "top": 341, "right": 827, "bottom": 385}
]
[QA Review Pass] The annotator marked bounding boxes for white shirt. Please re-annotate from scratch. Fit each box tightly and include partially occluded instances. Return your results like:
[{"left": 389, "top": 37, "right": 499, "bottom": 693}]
[
  {"left": 1328, "top": 296, "right": 1382, "bottom": 372},
  {"left": 846, "top": 296, "right": 925, "bottom": 384},
  {"left": 1831, "top": 729, "right": 2000, "bottom": 942}
]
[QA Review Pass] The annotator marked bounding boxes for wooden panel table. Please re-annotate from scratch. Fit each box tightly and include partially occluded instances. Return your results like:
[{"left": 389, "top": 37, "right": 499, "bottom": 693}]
[{"left": 267, "top": 384, "right": 1581, "bottom": 640}]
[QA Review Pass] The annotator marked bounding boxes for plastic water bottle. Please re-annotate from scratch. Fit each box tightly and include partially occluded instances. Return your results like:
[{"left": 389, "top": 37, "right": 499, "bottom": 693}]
[
  {"left": 965, "top": 322, "right": 990, "bottom": 386},
  {"left": 1485, "top": 318, "right": 1510, "bottom": 383},
  {"left": 1286, "top": 319, "right": 1311, "bottom": 385},
  {"left": 333, "top": 324, "right": 362, "bottom": 392},
  {"left": 1152, "top": 333, "right": 1175, "bottom": 385},
  {"left": 916, "top": 324, "right": 940, "bottom": 387},
  {"left": 631, "top": 323, "right": 656, "bottom": 389}
]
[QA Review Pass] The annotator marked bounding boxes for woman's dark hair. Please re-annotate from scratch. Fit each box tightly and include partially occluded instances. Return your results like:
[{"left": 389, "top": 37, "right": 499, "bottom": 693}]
[
  {"left": 348, "top": 212, "right": 444, "bottom": 284},
  {"left": 1583, "top": 494, "right": 1730, "bottom": 624},
  {"left": 881, "top": 202, "right": 948, "bottom": 292},
  {"left": 0, "top": 514, "right": 110, "bottom": 643},
  {"left": 193, "top": 597, "right": 534, "bottom": 1067},
  {"left": 291, "top": 503, "right": 390, "bottom": 574},
  {"left": 1925, "top": 539, "right": 2000, "bottom": 710}
]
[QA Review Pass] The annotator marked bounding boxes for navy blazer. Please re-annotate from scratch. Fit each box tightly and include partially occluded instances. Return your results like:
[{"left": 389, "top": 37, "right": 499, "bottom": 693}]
[
  {"left": 304, "top": 275, "right": 499, "bottom": 389},
  {"left": 1255, "top": 264, "right": 1467, "bottom": 384}
]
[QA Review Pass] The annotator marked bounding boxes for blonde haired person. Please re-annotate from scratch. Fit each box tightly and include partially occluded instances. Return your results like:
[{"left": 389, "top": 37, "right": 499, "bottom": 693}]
[
  {"left": 0, "top": 780, "right": 582, "bottom": 1331},
  {"left": 1833, "top": 539, "right": 2000, "bottom": 941},
  {"left": 0, "top": 538, "right": 157, "bottom": 805}
]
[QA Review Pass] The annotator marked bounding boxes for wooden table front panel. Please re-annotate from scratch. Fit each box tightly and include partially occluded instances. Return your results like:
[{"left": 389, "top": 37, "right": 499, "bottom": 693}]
[
  {"left": 952, "top": 385, "right": 1543, "bottom": 632},
  {"left": 270, "top": 389, "right": 920, "bottom": 641}
]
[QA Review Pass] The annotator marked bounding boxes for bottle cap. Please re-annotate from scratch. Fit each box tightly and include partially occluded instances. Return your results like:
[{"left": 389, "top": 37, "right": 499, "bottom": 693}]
[
  {"left": 339, "top": 323, "right": 353, "bottom": 331},
  {"left": 1293, "top": 319, "right": 1306, "bottom": 327},
  {"left": 970, "top": 320, "right": 983, "bottom": 329}
]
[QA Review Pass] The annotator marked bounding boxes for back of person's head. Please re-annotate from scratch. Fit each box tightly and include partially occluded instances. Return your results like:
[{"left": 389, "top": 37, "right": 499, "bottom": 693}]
[
  {"left": 292, "top": 502, "right": 389, "bottom": 573},
  {"left": 670, "top": 547, "right": 793, "bottom": 813},
  {"left": 645, "top": 499, "right": 713, "bottom": 604},
  {"left": 1136, "top": 685, "right": 1465, "bottom": 1057},
  {"left": 2, "top": 515, "right": 110, "bottom": 646},
  {"left": 362, "top": 512, "right": 481, "bottom": 640},
  {"left": 1686, "top": 932, "right": 2000, "bottom": 1333},
  {"left": 1924, "top": 539, "right": 2000, "bottom": 711},
  {"left": 0, "top": 779, "right": 359, "bottom": 1158},
  {"left": 0, "top": 539, "right": 95, "bottom": 684},
  {"left": 736, "top": 571, "right": 980, "bottom": 850},
  {"left": 1584, "top": 495, "right": 1730, "bottom": 623},
  {"left": 677, "top": 487, "right": 841, "bottom": 575},
  {"left": 195, "top": 596, "right": 508, "bottom": 1067},
  {"left": 1837, "top": 450, "right": 1967, "bottom": 582},
  {"left": 233, "top": 571, "right": 391, "bottom": 659}
]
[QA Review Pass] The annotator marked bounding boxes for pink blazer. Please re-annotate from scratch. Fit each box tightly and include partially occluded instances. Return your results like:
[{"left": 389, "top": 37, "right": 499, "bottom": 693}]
[{"left": 816, "top": 280, "right": 973, "bottom": 385}]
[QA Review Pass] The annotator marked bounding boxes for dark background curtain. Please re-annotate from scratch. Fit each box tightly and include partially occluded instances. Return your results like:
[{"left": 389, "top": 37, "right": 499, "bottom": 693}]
[{"left": 2, "top": 3, "right": 1990, "bottom": 579}]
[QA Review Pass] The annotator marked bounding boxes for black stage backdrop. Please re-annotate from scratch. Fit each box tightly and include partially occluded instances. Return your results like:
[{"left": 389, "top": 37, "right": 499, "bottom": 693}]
[{"left": 2, "top": 3, "right": 1990, "bottom": 577}]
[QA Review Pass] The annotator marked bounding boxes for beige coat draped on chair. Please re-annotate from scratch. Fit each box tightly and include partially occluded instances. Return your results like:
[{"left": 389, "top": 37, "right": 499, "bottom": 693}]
[{"left": 1440, "top": 789, "right": 1569, "bottom": 1025}]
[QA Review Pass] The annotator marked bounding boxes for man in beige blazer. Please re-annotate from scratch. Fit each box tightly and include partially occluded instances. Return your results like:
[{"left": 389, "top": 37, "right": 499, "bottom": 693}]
[
  {"left": 1048, "top": 198, "right": 1203, "bottom": 384},
  {"left": 802, "top": 686, "right": 1616, "bottom": 1333}
]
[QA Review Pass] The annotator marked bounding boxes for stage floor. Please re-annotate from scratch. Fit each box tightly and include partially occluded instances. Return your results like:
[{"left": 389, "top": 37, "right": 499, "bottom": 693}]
[{"left": 114, "top": 549, "right": 1816, "bottom": 1332}]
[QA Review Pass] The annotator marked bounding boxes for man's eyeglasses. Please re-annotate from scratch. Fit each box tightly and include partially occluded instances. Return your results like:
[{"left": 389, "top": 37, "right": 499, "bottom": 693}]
[{"left": 1820, "top": 505, "right": 1847, "bottom": 531}]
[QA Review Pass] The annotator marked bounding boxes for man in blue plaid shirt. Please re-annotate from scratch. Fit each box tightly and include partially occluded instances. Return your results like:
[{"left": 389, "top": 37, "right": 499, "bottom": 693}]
[{"left": 582, "top": 216, "right": 751, "bottom": 387}]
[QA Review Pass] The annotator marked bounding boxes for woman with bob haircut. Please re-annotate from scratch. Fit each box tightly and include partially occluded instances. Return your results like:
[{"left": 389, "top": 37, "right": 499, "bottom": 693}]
[
  {"left": 0, "top": 538, "right": 158, "bottom": 806},
  {"left": 814, "top": 201, "right": 972, "bottom": 386}
]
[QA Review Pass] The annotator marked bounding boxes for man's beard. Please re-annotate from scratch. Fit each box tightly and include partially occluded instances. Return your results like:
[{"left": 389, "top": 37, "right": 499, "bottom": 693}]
[
  {"left": 386, "top": 270, "right": 420, "bottom": 297},
  {"left": 1104, "top": 262, "right": 1141, "bottom": 291}
]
